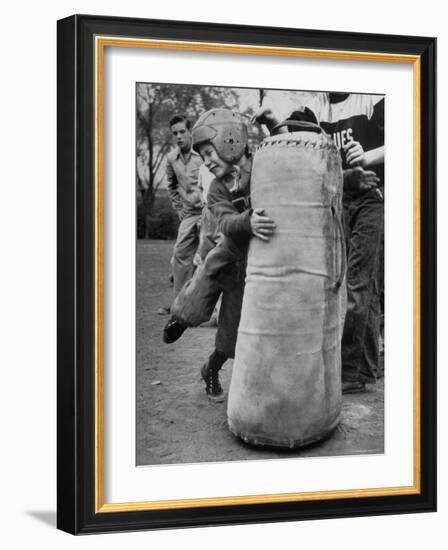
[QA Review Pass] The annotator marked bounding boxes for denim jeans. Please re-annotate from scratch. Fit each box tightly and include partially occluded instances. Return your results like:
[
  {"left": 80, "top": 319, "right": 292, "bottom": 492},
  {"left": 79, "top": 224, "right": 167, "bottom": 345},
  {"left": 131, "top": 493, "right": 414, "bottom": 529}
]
[{"left": 341, "top": 188, "right": 384, "bottom": 384}]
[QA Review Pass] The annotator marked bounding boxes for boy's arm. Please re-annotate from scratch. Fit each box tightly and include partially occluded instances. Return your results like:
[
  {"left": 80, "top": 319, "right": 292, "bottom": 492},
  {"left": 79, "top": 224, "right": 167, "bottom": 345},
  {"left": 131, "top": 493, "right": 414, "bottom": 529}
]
[
  {"left": 344, "top": 96, "right": 384, "bottom": 168},
  {"left": 363, "top": 145, "right": 384, "bottom": 167},
  {"left": 208, "top": 179, "right": 276, "bottom": 242},
  {"left": 344, "top": 142, "right": 384, "bottom": 168},
  {"left": 207, "top": 182, "right": 252, "bottom": 242},
  {"left": 251, "top": 106, "right": 279, "bottom": 134},
  {"left": 176, "top": 184, "right": 202, "bottom": 208}
]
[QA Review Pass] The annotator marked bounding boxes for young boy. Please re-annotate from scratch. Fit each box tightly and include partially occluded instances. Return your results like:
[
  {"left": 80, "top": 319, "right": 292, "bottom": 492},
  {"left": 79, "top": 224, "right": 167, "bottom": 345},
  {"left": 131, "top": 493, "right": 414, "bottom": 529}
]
[
  {"left": 165, "top": 114, "right": 203, "bottom": 302},
  {"left": 163, "top": 109, "right": 276, "bottom": 401}
]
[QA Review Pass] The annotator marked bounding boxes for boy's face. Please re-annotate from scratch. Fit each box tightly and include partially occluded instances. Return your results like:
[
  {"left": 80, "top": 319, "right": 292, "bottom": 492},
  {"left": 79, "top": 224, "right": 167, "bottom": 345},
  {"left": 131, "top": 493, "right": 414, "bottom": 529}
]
[
  {"left": 170, "top": 121, "right": 192, "bottom": 152},
  {"left": 198, "top": 142, "right": 233, "bottom": 179}
]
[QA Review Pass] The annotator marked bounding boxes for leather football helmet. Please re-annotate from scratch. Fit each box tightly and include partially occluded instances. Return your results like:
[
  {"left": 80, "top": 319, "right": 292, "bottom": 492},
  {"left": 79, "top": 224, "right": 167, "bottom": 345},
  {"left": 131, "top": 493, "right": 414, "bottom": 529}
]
[{"left": 192, "top": 109, "right": 248, "bottom": 163}]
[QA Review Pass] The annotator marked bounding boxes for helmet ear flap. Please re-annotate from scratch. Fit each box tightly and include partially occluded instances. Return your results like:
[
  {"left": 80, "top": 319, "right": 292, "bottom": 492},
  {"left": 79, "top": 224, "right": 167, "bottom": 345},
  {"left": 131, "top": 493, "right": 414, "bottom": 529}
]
[
  {"left": 192, "top": 109, "right": 248, "bottom": 163},
  {"left": 192, "top": 124, "right": 217, "bottom": 154}
]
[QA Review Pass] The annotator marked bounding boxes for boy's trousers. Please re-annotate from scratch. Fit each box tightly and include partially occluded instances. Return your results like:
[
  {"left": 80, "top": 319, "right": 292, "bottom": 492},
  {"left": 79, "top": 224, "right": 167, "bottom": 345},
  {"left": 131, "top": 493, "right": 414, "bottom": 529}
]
[
  {"left": 171, "top": 213, "right": 201, "bottom": 298},
  {"left": 172, "top": 242, "right": 246, "bottom": 358},
  {"left": 341, "top": 187, "right": 384, "bottom": 384}
]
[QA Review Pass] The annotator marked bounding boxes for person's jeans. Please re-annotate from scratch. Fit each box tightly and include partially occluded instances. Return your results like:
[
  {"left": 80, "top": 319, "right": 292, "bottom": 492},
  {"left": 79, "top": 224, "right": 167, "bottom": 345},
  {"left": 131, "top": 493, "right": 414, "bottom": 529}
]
[
  {"left": 172, "top": 213, "right": 201, "bottom": 298},
  {"left": 341, "top": 188, "right": 384, "bottom": 384}
]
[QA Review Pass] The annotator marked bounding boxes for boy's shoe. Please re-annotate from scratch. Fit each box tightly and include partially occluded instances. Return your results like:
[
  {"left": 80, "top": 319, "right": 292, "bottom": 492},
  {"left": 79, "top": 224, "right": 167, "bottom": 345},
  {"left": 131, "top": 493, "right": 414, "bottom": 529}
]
[
  {"left": 163, "top": 317, "right": 187, "bottom": 343},
  {"left": 342, "top": 381, "right": 366, "bottom": 394},
  {"left": 201, "top": 362, "right": 225, "bottom": 402}
]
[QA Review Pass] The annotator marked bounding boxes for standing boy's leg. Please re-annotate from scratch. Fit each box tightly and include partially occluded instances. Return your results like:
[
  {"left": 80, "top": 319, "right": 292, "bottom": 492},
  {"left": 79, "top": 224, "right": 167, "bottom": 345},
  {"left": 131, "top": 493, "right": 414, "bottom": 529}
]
[
  {"left": 341, "top": 189, "right": 383, "bottom": 386},
  {"left": 172, "top": 214, "right": 200, "bottom": 298}
]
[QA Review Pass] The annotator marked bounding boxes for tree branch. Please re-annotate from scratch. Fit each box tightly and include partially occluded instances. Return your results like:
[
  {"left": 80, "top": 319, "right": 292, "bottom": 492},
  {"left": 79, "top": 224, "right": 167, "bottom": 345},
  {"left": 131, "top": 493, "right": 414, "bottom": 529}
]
[
  {"left": 154, "top": 177, "right": 164, "bottom": 192},
  {"left": 136, "top": 172, "right": 145, "bottom": 193},
  {"left": 153, "top": 142, "right": 171, "bottom": 173}
]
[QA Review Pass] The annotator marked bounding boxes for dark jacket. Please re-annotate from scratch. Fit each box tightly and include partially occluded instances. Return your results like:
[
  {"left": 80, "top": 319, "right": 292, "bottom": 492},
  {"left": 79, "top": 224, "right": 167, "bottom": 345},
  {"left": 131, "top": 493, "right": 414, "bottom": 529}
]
[{"left": 206, "top": 178, "right": 252, "bottom": 259}]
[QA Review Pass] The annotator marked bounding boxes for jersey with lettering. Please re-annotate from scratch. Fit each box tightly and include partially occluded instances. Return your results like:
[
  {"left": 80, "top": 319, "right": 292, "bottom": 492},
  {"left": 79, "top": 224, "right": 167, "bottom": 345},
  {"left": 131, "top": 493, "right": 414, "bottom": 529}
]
[{"left": 313, "top": 93, "right": 384, "bottom": 184}]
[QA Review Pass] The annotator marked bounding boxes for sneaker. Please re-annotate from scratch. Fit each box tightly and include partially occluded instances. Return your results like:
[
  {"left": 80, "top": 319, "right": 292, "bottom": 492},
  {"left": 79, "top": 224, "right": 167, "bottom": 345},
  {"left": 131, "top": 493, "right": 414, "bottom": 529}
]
[
  {"left": 342, "top": 381, "right": 366, "bottom": 394},
  {"left": 201, "top": 362, "right": 225, "bottom": 402},
  {"left": 163, "top": 317, "right": 187, "bottom": 343}
]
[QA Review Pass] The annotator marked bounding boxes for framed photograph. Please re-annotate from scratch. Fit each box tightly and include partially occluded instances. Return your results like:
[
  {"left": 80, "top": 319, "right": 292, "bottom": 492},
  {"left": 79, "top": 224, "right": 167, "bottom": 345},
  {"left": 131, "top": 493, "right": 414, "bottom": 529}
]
[{"left": 57, "top": 14, "right": 436, "bottom": 534}]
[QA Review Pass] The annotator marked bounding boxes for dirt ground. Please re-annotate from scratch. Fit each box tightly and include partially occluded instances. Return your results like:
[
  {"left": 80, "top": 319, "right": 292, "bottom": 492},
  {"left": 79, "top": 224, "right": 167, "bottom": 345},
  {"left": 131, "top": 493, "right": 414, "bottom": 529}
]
[{"left": 136, "top": 239, "right": 384, "bottom": 466}]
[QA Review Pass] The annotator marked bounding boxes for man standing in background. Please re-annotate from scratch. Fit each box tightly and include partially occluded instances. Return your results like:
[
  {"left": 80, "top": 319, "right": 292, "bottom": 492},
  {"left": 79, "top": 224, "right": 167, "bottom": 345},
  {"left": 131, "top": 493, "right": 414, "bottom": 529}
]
[{"left": 163, "top": 114, "right": 203, "bottom": 309}]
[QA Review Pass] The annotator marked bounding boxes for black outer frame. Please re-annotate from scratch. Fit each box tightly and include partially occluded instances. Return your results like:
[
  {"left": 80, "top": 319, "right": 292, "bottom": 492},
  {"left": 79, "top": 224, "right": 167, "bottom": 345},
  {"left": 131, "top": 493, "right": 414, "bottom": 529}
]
[{"left": 57, "top": 14, "right": 436, "bottom": 535}]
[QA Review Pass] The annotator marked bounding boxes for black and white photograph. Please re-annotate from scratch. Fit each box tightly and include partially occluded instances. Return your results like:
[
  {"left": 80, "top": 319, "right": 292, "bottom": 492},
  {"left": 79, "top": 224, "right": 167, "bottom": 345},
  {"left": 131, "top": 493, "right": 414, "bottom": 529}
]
[
  {"left": 0, "top": 0, "right": 441, "bottom": 543},
  {"left": 136, "top": 83, "right": 385, "bottom": 466}
]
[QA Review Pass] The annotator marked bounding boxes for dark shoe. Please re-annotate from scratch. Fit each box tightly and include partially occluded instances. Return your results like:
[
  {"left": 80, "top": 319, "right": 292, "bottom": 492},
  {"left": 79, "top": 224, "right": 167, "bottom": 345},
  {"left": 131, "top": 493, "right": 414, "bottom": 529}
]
[
  {"left": 201, "top": 362, "right": 225, "bottom": 402},
  {"left": 342, "top": 381, "right": 366, "bottom": 394},
  {"left": 163, "top": 317, "right": 187, "bottom": 343},
  {"left": 157, "top": 306, "right": 171, "bottom": 315}
]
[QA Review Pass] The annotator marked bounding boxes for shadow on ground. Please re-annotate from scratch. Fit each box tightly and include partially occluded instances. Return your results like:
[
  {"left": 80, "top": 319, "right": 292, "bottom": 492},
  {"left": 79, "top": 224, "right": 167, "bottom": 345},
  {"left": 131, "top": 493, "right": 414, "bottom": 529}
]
[{"left": 25, "top": 511, "right": 56, "bottom": 528}]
